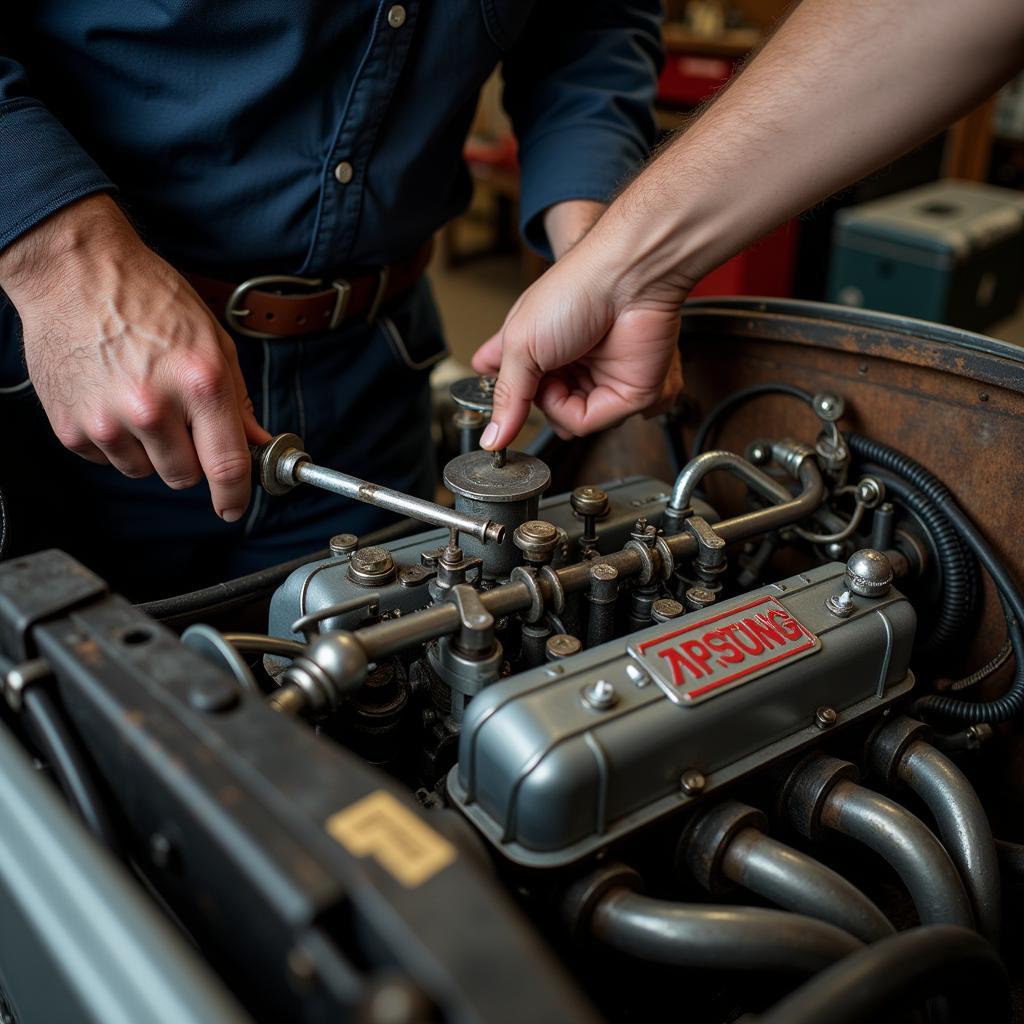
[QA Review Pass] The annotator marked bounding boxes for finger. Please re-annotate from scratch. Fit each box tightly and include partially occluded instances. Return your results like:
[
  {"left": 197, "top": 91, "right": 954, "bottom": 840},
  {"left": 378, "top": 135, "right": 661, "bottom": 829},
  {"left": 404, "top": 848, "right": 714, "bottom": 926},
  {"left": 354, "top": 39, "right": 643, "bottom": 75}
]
[
  {"left": 471, "top": 331, "right": 503, "bottom": 376},
  {"left": 642, "top": 355, "right": 685, "bottom": 419},
  {"left": 217, "top": 330, "right": 271, "bottom": 445},
  {"left": 73, "top": 444, "right": 112, "bottom": 466},
  {"left": 481, "top": 338, "right": 542, "bottom": 450},
  {"left": 535, "top": 382, "right": 636, "bottom": 438},
  {"left": 136, "top": 417, "right": 204, "bottom": 490},
  {"left": 182, "top": 362, "right": 253, "bottom": 521},
  {"left": 115, "top": 386, "right": 205, "bottom": 490},
  {"left": 88, "top": 418, "right": 156, "bottom": 479}
]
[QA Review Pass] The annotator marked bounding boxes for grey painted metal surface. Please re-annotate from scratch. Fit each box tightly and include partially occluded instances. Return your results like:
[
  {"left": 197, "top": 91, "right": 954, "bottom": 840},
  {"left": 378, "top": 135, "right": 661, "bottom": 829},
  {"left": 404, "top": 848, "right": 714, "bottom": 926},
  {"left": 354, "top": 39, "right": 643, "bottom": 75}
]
[
  {"left": 449, "top": 562, "right": 916, "bottom": 867},
  {"left": 0, "top": 723, "right": 251, "bottom": 1024}
]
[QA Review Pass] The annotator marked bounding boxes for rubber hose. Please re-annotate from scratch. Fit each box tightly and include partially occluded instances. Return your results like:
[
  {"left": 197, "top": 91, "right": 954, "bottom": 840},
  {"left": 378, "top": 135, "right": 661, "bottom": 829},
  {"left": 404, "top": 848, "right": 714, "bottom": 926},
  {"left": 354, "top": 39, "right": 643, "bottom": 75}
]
[
  {"left": 691, "top": 383, "right": 813, "bottom": 459},
  {"left": 138, "top": 517, "right": 422, "bottom": 623},
  {"left": 848, "top": 434, "right": 1024, "bottom": 723},
  {"left": 858, "top": 467, "right": 976, "bottom": 661}
]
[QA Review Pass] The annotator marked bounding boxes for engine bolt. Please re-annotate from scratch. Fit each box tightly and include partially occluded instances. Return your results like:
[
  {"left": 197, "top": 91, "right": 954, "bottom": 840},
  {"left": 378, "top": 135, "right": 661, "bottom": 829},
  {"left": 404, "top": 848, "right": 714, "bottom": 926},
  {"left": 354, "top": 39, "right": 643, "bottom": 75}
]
[
  {"left": 685, "top": 587, "right": 717, "bottom": 611},
  {"left": 680, "top": 769, "right": 706, "bottom": 795},
  {"left": 581, "top": 678, "right": 618, "bottom": 711},
  {"left": 826, "top": 589, "right": 855, "bottom": 618},
  {"left": 652, "top": 598, "right": 685, "bottom": 623},
  {"left": 815, "top": 705, "right": 838, "bottom": 730},
  {"left": 546, "top": 633, "right": 582, "bottom": 661},
  {"left": 513, "top": 519, "right": 560, "bottom": 565},
  {"left": 349, "top": 545, "right": 397, "bottom": 586},
  {"left": 747, "top": 440, "right": 772, "bottom": 466},
  {"left": 812, "top": 392, "right": 845, "bottom": 422},
  {"left": 330, "top": 533, "right": 359, "bottom": 558}
]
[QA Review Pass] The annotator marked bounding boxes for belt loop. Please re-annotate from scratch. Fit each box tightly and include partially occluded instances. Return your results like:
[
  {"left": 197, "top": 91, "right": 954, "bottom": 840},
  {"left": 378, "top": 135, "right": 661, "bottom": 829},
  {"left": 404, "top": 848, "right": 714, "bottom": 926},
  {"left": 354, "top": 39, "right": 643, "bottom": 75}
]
[{"left": 366, "top": 265, "right": 391, "bottom": 325}]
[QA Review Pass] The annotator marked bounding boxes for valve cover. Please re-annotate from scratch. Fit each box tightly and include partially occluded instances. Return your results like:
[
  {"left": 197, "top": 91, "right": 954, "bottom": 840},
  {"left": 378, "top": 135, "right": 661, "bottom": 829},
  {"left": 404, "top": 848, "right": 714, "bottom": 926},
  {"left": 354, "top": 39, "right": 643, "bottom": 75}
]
[{"left": 449, "top": 562, "right": 916, "bottom": 868}]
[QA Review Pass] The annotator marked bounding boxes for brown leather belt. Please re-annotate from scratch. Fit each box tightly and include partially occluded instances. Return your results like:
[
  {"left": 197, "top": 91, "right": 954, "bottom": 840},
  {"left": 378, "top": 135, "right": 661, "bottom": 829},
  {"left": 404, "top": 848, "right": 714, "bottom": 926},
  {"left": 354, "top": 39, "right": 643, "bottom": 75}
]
[{"left": 185, "top": 240, "right": 433, "bottom": 340}]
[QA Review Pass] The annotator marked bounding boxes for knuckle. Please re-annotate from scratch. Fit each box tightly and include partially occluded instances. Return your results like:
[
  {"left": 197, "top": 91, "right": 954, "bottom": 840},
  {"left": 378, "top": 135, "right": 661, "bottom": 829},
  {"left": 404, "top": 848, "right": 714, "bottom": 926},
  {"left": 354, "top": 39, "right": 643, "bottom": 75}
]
[
  {"left": 203, "top": 451, "right": 251, "bottom": 487},
  {"left": 164, "top": 470, "right": 202, "bottom": 490},
  {"left": 123, "top": 391, "right": 167, "bottom": 432},
  {"left": 181, "top": 358, "right": 229, "bottom": 404},
  {"left": 54, "top": 422, "right": 87, "bottom": 452},
  {"left": 118, "top": 461, "right": 154, "bottom": 480},
  {"left": 492, "top": 377, "right": 514, "bottom": 408},
  {"left": 88, "top": 417, "right": 123, "bottom": 447}
]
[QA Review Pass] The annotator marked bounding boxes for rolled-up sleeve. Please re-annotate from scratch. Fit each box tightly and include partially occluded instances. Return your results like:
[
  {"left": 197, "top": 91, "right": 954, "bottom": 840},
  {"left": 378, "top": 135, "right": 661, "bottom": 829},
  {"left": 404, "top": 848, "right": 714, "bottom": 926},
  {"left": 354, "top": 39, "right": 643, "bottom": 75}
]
[
  {"left": 0, "top": 59, "right": 115, "bottom": 253},
  {"left": 501, "top": 1, "right": 663, "bottom": 258}
]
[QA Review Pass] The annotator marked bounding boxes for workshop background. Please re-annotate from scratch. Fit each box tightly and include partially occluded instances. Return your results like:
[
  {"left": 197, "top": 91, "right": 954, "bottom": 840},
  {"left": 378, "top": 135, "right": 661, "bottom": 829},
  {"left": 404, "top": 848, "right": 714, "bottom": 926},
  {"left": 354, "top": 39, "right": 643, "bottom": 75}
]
[{"left": 428, "top": 0, "right": 1024, "bottom": 379}]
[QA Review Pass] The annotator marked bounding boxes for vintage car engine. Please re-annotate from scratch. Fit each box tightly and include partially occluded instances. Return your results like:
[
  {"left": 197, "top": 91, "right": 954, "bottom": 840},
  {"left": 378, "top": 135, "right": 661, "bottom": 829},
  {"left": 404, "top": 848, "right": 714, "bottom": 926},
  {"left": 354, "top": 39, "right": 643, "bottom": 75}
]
[{"left": 0, "top": 301, "right": 1019, "bottom": 1024}]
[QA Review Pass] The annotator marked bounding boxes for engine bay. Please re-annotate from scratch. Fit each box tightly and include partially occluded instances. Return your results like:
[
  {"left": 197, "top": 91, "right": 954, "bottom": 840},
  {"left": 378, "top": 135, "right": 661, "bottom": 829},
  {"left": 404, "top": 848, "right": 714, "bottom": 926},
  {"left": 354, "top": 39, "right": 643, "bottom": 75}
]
[{"left": 0, "top": 299, "right": 1020, "bottom": 1024}]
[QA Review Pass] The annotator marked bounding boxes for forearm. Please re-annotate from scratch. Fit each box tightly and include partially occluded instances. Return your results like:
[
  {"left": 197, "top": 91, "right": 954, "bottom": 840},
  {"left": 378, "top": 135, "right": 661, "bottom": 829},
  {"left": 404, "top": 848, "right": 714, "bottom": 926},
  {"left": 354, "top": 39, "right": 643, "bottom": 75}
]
[{"left": 604, "top": 0, "right": 1024, "bottom": 291}]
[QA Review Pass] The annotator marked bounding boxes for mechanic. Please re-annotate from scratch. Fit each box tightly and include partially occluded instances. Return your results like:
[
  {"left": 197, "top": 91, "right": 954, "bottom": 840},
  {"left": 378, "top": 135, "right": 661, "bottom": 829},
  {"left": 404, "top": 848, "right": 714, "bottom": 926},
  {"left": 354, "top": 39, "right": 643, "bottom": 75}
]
[
  {"left": 476, "top": 0, "right": 1024, "bottom": 450},
  {"left": 0, "top": 2, "right": 662, "bottom": 598}
]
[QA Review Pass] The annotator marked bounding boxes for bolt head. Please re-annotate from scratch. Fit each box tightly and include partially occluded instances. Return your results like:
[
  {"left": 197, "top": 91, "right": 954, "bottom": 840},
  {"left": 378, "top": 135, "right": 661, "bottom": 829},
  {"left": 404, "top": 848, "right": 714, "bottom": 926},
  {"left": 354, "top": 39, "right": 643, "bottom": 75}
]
[
  {"left": 826, "top": 589, "right": 855, "bottom": 617},
  {"left": 513, "top": 519, "right": 559, "bottom": 560},
  {"left": 855, "top": 476, "right": 885, "bottom": 509},
  {"left": 815, "top": 705, "right": 838, "bottom": 729},
  {"left": 546, "top": 633, "right": 582, "bottom": 661},
  {"left": 590, "top": 562, "right": 619, "bottom": 582},
  {"left": 330, "top": 533, "right": 359, "bottom": 557},
  {"left": 813, "top": 392, "right": 845, "bottom": 422},
  {"left": 685, "top": 587, "right": 717, "bottom": 610},
  {"left": 352, "top": 545, "right": 395, "bottom": 575},
  {"left": 680, "top": 769, "right": 706, "bottom": 795},
  {"left": 571, "top": 485, "right": 610, "bottom": 517},
  {"left": 581, "top": 678, "right": 618, "bottom": 710},
  {"left": 845, "top": 548, "right": 894, "bottom": 598},
  {"left": 652, "top": 598, "right": 685, "bottom": 623}
]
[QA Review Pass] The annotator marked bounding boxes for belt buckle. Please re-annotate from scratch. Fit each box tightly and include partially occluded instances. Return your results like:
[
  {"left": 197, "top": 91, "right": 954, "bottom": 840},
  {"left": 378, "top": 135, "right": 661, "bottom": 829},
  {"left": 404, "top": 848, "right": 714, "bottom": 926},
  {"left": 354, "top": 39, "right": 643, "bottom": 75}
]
[{"left": 225, "top": 274, "right": 352, "bottom": 339}]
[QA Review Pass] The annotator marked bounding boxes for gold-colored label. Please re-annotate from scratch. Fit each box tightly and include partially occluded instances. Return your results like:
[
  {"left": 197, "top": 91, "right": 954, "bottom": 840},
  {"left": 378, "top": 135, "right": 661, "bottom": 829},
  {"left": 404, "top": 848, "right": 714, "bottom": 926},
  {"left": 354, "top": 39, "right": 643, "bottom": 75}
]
[{"left": 326, "top": 790, "right": 456, "bottom": 888}]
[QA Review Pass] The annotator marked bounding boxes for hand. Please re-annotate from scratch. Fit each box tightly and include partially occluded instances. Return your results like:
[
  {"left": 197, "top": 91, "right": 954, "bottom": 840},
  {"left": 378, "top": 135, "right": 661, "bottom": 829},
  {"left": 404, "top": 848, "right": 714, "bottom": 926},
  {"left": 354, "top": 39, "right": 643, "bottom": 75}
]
[
  {"left": 471, "top": 216, "right": 690, "bottom": 449},
  {"left": 0, "top": 194, "right": 269, "bottom": 522}
]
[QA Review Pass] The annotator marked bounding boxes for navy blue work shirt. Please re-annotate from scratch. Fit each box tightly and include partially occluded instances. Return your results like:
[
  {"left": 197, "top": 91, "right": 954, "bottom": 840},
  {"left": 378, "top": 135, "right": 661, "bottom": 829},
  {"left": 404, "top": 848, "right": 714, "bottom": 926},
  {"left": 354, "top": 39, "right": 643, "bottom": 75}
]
[{"left": 0, "top": 2, "right": 662, "bottom": 272}]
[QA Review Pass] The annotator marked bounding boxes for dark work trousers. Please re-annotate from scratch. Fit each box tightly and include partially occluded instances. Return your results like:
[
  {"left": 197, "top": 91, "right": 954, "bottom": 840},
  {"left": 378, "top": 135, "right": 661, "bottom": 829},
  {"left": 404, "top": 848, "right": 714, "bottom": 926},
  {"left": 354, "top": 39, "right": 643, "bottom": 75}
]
[{"left": 0, "top": 277, "right": 446, "bottom": 601}]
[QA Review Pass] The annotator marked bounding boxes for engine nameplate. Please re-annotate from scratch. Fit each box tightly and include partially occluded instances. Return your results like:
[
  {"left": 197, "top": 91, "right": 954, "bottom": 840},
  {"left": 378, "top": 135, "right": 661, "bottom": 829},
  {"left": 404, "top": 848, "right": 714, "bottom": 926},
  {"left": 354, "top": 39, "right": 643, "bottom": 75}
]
[{"left": 629, "top": 596, "right": 820, "bottom": 705}]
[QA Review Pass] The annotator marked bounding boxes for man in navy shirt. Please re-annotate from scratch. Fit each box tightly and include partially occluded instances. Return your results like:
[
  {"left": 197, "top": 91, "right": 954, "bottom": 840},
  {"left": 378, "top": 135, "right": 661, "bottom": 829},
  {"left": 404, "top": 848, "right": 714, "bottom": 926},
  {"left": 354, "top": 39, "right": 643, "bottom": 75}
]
[{"left": 0, "top": 2, "right": 661, "bottom": 597}]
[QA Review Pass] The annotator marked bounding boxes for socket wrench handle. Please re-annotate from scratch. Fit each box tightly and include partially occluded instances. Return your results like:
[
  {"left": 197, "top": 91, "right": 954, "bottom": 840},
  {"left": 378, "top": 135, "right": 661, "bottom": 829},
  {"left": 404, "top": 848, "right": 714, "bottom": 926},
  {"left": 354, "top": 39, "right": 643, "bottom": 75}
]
[{"left": 251, "top": 433, "right": 506, "bottom": 545}]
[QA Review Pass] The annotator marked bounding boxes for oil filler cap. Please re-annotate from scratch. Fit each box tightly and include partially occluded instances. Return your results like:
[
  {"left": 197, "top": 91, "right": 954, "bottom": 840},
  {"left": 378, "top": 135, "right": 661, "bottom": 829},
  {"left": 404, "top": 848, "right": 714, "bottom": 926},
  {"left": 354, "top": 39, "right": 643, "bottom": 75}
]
[{"left": 844, "top": 549, "right": 893, "bottom": 598}]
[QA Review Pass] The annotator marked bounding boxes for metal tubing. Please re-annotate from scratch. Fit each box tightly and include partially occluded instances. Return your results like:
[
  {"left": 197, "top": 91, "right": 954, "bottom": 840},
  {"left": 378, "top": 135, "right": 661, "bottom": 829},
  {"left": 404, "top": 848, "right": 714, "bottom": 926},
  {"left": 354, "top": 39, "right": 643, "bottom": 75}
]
[
  {"left": 897, "top": 739, "right": 1001, "bottom": 944},
  {"left": 695, "top": 458, "right": 825, "bottom": 553},
  {"left": 755, "top": 925, "right": 1010, "bottom": 1024},
  {"left": 294, "top": 462, "right": 504, "bottom": 544},
  {"left": 821, "top": 780, "right": 974, "bottom": 929},
  {"left": 722, "top": 828, "right": 895, "bottom": 943},
  {"left": 590, "top": 889, "right": 861, "bottom": 974},
  {"left": 669, "top": 449, "right": 793, "bottom": 512}
]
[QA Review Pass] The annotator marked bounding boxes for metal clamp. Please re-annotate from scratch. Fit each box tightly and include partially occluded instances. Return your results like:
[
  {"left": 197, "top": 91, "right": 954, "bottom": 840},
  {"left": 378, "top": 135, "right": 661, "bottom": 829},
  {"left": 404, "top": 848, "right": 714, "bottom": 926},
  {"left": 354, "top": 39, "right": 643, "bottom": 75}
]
[{"left": 225, "top": 274, "right": 351, "bottom": 339}]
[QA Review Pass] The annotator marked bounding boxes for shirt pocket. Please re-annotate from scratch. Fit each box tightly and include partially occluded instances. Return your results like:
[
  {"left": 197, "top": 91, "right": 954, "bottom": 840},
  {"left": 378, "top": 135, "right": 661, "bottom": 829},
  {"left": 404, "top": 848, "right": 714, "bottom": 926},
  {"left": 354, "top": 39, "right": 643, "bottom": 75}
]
[{"left": 479, "top": 0, "right": 538, "bottom": 51}]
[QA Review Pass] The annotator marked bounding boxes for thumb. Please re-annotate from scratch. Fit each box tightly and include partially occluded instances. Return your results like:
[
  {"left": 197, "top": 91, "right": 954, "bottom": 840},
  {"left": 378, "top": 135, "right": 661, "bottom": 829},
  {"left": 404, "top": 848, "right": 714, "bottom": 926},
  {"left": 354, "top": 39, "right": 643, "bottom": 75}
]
[{"left": 480, "top": 341, "right": 541, "bottom": 451}]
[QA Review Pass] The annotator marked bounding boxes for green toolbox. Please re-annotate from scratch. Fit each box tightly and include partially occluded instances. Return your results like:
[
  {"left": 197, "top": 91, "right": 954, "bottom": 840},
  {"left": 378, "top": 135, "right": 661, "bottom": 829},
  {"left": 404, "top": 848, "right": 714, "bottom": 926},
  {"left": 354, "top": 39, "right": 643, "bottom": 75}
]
[{"left": 828, "top": 180, "right": 1024, "bottom": 330}]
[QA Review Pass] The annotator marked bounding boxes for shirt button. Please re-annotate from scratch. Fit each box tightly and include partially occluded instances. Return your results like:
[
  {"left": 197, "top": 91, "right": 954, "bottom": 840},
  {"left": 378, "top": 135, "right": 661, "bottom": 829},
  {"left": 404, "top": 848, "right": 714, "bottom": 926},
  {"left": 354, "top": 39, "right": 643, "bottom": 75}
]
[
  {"left": 334, "top": 161, "right": 354, "bottom": 184},
  {"left": 387, "top": 5, "right": 406, "bottom": 28}
]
